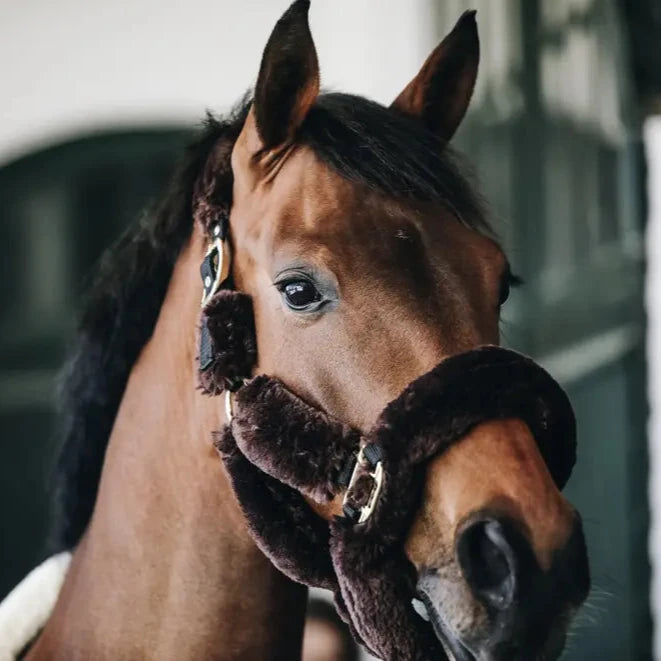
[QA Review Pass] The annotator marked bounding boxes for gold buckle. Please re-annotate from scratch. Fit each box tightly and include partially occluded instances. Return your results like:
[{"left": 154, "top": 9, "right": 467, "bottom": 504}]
[
  {"left": 225, "top": 389, "right": 235, "bottom": 422},
  {"left": 200, "top": 237, "right": 231, "bottom": 308},
  {"left": 343, "top": 446, "right": 384, "bottom": 524}
]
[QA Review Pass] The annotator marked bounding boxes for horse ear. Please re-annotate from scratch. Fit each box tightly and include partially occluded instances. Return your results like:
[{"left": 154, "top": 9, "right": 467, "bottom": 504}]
[
  {"left": 252, "top": 0, "right": 319, "bottom": 150},
  {"left": 391, "top": 11, "right": 479, "bottom": 143}
]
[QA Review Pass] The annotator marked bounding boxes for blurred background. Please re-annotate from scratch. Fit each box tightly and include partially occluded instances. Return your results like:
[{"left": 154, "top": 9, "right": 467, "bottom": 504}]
[{"left": 1, "top": 0, "right": 658, "bottom": 659}]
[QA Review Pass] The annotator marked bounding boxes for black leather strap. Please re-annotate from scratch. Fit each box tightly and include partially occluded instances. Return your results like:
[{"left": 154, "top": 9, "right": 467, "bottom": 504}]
[
  {"left": 200, "top": 249, "right": 219, "bottom": 304},
  {"left": 362, "top": 442, "right": 382, "bottom": 468},
  {"left": 199, "top": 216, "right": 230, "bottom": 372},
  {"left": 199, "top": 322, "right": 215, "bottom": 372}
]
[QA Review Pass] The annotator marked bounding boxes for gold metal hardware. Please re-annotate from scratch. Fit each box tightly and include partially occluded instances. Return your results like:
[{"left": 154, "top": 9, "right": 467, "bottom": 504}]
[
  {"left": 225, "top": 389, "right": 235, "bottom": 422},
  {"left": 343, "top": 445, "right": 384, "bottom": 524},
  {"left": 200, "top": 237, "right": 232, "bottom": 308}
]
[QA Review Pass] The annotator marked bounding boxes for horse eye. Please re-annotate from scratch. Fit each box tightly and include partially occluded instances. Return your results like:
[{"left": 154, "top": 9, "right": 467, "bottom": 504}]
[
  {"left": 499, "top": 279, "right": 510, "bottom": 306},
  {"left": 499, "top": 270, "right": 522, "bottom": 307},
  {"left": 280, "top": 280, "right": 322, "bottom": 310}
]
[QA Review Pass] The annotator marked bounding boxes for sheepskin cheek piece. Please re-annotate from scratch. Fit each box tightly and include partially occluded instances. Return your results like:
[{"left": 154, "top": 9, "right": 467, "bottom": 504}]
[
  {"left": 197, "top": 290, "right": 256, "bottom": 395},
  {"left": 213, "top": 346, "right": 577, "bottom": 661}
]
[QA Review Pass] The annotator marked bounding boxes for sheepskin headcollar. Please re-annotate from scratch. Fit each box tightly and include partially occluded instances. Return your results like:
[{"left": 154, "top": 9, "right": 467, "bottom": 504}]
[
  {"left": 193, "top": 195, "right": 577, "bottom": 660},
  {"left": 212, "top": 347, "right": 576, "bottom": 660}
]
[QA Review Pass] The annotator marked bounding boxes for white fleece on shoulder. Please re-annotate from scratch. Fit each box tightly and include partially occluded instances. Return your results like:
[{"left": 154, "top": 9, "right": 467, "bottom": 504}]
[{"left": 0, "top": 552, "right": 72, "bottom": 660}]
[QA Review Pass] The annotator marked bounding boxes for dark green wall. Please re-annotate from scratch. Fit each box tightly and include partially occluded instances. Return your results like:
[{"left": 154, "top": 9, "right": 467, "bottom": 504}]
[
  {"left": 0, "top": 130, "right": 191, "bottom": 599},
  {"left": 562, "top": 348, "right": 650, "bottom": 659},
  {"left": 448, "top": 1, "right": 650, "bottom": 656}
]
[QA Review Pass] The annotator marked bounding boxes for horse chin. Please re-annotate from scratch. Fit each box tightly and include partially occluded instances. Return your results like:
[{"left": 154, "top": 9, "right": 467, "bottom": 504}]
[
  {"left": 413, "top": 563, "right": 483, "bottom": 660},
  {"left": 416, "top": 593, "right": 476, "bottom": 661},
  {"left": 414, "top": 574, "right": 571, "bottom": 661}
]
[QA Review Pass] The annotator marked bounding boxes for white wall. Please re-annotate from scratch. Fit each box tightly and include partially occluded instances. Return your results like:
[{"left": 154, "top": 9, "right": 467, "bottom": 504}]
[
  {"left": 646, "top": 117, "right": 661, "bottom": 660},
  {"left": 1, "top": 0, "right": 441, "bottom": 166}
]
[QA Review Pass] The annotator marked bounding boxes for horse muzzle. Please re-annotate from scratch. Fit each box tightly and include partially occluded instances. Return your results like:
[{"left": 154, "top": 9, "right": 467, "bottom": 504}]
[
  {"left": 415, "top": 511, "right": 589, "bottom": 661},
  {"left": 207, "top": 343, "right": 587, "bottom": 660}
]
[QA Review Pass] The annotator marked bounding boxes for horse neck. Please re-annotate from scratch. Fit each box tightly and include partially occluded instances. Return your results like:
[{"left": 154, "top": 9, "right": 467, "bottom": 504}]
[{"left": 29, "top": 231, "right": 306, "bottom": 660}]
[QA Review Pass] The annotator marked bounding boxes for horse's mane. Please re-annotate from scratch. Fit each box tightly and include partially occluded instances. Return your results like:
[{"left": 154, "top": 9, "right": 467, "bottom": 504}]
[
  {"left": 50, "top": 102, "right": 248, "bottom": 550},
  {"left": 51, "top": 93, "right": 490, "bottom": 551}
]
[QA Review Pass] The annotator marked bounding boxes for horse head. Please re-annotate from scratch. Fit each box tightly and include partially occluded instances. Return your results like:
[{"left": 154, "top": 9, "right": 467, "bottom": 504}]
[{"left": 195, "top": 2, "right": 590, "bottom": 658}]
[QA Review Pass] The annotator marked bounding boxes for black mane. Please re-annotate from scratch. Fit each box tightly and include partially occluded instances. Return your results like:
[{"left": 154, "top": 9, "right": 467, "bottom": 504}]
[
  {"left": 52, "top": 93, "right": 490, "bottom": 550},
  {"left": 51, "top": 105, "right": 246, "bottom": 550}
]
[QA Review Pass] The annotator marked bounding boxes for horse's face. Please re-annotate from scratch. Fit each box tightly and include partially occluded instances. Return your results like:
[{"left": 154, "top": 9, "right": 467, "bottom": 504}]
[
  {"left": 231, "top": 139, "right": 504, "bottom": 427},
  {"left": 226, "top": 2, "right": 589, "bottom": 658}
]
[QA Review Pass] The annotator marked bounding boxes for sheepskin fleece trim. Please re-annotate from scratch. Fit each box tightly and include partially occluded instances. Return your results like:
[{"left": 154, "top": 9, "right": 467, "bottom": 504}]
[
  {"left": 216, "top": 426, "right": 338, "bottom": 591},
  {"left": 230, "top": 375, "right": 361, "bottom": 502},
  {"left": 0, "top": 552, "right": 72, "bottom": 660},
  {"left": 216, "top": 428, "right": 371, "bottom": 652},
  {"left": 197, "top": 290, "right": 257, "bottom": 395},
  {"left": 217, "top": 345, "right": 577, "bottom": 660},
  {"left": 329, "top": 520, "right": 439, "bottom": 660}
]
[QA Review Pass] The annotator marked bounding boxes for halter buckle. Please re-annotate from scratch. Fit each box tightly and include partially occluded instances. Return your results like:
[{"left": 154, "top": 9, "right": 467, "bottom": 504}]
[
  {"left": 342, "top": 444, "right": 384, "bottom": 524},
  {"left": 200, "top": 231, "right": 231, "bottom": 307},
  {"left": 225, "top": 389, "right": 235, "bottom": 422}
]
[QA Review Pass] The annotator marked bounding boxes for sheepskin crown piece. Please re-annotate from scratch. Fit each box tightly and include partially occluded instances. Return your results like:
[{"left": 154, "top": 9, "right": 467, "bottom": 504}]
[{"left": 195, "top": 217, "right": 578, "bottom": 660}]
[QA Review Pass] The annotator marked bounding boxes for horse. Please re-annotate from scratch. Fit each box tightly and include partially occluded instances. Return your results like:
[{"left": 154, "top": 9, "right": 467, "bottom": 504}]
[{"left": 15, "top": 1, "right": 589, "bottom": 659}]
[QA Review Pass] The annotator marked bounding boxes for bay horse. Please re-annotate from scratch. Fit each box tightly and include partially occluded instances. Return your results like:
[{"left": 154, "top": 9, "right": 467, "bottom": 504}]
[{"left": 18, "top": 2, "right": 588, "bottom": 659}]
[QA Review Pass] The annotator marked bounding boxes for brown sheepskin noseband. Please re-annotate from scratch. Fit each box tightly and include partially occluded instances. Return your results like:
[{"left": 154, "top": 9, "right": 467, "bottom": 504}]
[
  {"left": 193, "top": 198, "right": 576, "bottom": 660},
  {"left": 211, "top": 348, "right": 576, "bottom": 660}
]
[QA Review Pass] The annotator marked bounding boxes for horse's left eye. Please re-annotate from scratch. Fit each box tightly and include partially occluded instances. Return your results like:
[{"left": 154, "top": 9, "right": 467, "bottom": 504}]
[
  {"left": 280, "top": 280, "right": 322, "bottom": 310},
  {"left": 499, "top": 269, "right": 522, "bottom": 307},
  {"left": 499, "top": 279, "right": 510, "bottom": 306}
]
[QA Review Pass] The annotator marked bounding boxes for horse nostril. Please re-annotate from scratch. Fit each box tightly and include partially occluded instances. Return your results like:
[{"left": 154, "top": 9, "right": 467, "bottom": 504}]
[{"left": 457, "top": 518, "right": 518, "bottom": 611}]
